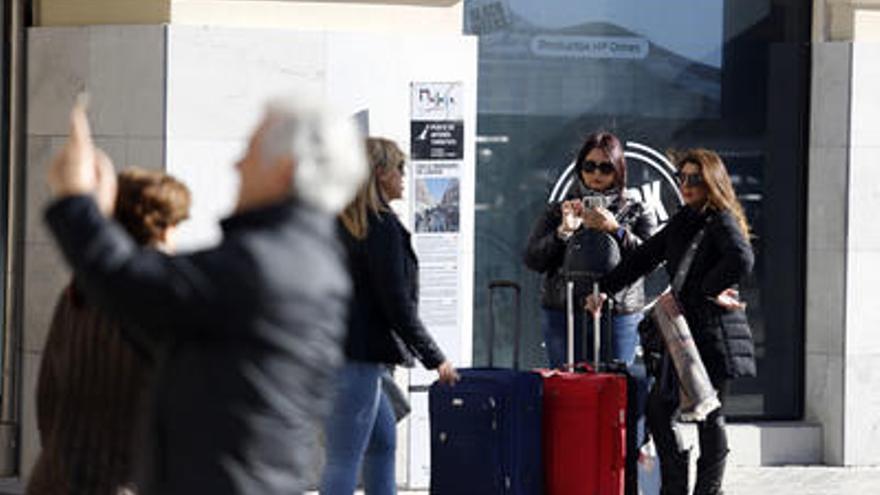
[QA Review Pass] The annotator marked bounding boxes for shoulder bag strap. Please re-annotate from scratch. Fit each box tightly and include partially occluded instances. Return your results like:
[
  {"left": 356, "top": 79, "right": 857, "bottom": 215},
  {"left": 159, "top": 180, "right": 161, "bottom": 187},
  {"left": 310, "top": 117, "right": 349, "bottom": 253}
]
[{"left": 671, "top": 217, "right": 712, "bottom": 295}]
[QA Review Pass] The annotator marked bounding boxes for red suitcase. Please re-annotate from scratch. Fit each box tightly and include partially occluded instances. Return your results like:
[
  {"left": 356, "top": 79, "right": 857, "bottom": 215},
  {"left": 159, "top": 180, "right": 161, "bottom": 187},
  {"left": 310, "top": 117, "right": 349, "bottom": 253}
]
[{"left": 540, "top": 281, "right": 627, "bottom": 495}]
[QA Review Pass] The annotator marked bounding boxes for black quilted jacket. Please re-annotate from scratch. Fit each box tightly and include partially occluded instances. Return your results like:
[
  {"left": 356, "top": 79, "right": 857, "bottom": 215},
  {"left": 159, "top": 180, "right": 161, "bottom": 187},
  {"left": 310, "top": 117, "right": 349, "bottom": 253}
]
[{"left": 601, "top": 206, "right": 757, "bottom": 379}]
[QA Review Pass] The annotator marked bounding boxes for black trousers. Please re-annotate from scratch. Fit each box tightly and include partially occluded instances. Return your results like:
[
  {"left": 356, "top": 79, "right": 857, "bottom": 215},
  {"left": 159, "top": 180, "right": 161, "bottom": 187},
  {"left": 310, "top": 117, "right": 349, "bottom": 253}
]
[{"left": 646, "top": 373, "right": 730, "bottom": 495}]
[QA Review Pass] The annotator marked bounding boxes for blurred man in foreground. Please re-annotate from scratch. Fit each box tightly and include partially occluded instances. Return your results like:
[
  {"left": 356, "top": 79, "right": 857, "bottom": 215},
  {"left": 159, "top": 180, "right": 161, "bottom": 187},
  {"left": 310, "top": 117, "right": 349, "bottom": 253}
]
[{"left": 43, "top": 97, "right": 367, "bottom": 495}]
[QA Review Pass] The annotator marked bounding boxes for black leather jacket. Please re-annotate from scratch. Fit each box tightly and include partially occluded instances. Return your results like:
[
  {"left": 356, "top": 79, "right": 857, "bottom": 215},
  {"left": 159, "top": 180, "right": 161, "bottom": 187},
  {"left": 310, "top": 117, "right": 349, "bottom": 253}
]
[{"left": 524, "top": 189, "right": 657, "bottom": 314}]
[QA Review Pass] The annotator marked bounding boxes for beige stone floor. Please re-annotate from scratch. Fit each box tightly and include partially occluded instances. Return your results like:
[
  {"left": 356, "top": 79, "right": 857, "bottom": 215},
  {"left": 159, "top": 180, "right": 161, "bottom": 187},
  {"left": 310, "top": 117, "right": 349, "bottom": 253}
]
[{"left": 303, "top": 466, "right": 880, "bottom": 495}]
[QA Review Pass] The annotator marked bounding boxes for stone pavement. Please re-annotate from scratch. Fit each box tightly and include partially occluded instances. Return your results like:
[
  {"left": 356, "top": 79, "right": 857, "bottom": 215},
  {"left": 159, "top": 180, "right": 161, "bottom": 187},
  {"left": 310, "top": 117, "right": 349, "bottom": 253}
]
[
  {"left": 724, "top": 466, "right": 880, "bottom": 494},
  {"left": 3, "top": 466, "right": 879, "bottom": 494},
  {"left": 302, "top": 466, "right": 880, "bottom": 495}
]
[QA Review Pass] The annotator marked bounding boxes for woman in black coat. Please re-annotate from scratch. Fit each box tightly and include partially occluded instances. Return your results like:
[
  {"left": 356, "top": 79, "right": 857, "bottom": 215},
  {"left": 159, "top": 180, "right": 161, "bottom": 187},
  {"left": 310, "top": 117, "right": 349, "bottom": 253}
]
[
  {"left": 525, "top": 131, "right": 656, "bottom": 367},
  {"left": 588, "top": 149, "right": 756, "bottom": 495},
  {"left": 321, "top": 137, "right": 458, "bottom": 495}
]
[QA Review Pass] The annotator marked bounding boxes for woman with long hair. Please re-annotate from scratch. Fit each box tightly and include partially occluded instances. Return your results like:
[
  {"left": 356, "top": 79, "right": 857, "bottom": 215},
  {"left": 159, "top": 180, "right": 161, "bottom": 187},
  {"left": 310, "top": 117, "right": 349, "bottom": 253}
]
[
  {"left": 321, "top": 137, "right": 458, "bottom": 495},
  {"left": 29, "top": 167, "right": 191, "bottom": 495},
  {"left": 587, "top": 149, "right": 756, "bottom": 495},
  {"left": 525, "top": 131, "right": 657, "bottom": 367}
]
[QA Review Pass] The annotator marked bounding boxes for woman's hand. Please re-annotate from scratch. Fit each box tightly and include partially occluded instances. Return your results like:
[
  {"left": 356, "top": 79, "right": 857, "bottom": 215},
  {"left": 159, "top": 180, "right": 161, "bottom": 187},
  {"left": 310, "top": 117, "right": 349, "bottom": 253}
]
[
  {"left": 584, "top": 292, "right": 608, "bottom": 316},
  {"left": 558, "top": 200, "right": 584, "bottom": 237},
  {"left": 48, "top": 100, "right": 119, "bottom": 218},
  {"left": 93, "top": 149, "right": 118, "bottom": 217},
  {"left": 713, "top": 288, "right": 746, "bottom": 310},
  {"left": 583, "top": 206, "right": 619, "bottom": 233},
  {"left": 436, "top": 361, "right": 460, "bottom": 385}
]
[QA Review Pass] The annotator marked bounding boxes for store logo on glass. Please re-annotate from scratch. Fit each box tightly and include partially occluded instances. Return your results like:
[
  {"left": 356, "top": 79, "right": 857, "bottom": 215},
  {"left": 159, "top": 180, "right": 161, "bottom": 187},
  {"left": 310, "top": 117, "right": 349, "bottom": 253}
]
[
  {"left": 530, "top": 36, "right": 649, "bottom": 60},
  {"left": 548, "top": 142, "right": 682, "bottom": 226}
]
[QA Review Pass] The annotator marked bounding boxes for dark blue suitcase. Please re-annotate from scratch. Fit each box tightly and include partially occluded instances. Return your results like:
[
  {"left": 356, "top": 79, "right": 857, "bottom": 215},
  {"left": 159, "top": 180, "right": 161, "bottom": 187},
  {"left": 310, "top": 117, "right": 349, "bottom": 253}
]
[{"left": 429, "top": 280, "right": 543, "bottom": 495}]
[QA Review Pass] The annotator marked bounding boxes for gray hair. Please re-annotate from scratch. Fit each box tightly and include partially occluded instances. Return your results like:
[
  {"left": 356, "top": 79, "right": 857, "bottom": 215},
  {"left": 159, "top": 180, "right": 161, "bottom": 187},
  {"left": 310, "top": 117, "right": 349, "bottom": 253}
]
[{"left": 262, "top": 96, "right": 367, "bottom": 214}]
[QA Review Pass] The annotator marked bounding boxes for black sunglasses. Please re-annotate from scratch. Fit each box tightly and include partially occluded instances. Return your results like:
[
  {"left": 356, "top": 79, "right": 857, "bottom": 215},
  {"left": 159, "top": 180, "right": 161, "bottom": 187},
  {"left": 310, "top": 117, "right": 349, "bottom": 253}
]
[
  {"left": 581, "top": 160, "right": 616, "bottom": 175},
  {"left": 677, "top": 172, "right": 704, "bottom": 187}
]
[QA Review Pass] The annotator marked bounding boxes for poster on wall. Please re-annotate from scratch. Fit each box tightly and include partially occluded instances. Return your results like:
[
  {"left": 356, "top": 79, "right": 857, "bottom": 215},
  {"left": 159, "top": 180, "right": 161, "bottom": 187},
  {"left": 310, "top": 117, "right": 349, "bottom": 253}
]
[
  {"left": 407, "top": 82, "right": 466, "bottom": 487},
  {"left": 411, "top": 82, "right": 465, "bottom": 160},
  {"left": 409, "top": 82, "right": 465, "bottom": 383}
]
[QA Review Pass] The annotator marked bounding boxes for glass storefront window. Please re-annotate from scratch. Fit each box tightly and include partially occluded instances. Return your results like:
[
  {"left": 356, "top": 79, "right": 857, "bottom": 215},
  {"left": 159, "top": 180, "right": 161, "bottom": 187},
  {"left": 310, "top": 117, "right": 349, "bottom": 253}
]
[{"left": 468, "top": 0, "right": 811, "bottom": 419}]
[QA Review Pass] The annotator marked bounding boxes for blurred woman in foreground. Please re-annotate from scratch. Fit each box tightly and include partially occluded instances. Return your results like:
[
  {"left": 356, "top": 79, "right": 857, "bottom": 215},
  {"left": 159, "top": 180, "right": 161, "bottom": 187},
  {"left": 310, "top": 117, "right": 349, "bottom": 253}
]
[{"left": 29, "top": 167, "right": 190, "bottom": 495}]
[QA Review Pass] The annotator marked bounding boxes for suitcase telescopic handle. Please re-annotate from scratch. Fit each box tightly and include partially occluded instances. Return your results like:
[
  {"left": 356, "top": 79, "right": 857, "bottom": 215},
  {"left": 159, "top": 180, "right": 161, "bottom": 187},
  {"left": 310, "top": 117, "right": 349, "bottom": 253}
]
[
  {"left": 592, "top": 282, "right": 601, "bottom": 370},
  {"left": 487, "top": 280, "right": 522, "bottom": 370}
]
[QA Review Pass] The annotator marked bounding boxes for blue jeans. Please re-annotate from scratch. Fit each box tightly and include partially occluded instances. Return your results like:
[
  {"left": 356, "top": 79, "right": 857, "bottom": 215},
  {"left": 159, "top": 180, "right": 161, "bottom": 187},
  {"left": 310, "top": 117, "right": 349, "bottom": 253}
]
[
  {"left": 320, "top": 362, "right": 397, "bottom": 495},
  {"left": 541, "top": 308, "right": 642, "bottom": 368}
]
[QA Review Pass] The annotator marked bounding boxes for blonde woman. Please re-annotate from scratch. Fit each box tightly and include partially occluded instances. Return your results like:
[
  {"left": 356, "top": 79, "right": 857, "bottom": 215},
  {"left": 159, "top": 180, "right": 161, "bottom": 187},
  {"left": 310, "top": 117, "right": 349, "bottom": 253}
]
[
  {"left": 322, "top": 137, "right": 457, "bottom": 494},
  {"left": 587, "top": 149, "right": 755, "bottom": 495}
]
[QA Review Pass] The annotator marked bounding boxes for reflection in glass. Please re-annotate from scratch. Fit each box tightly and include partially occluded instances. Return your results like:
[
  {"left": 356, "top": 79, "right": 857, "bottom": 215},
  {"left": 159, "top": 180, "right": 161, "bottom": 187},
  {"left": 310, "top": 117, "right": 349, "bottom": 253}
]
[{"left": 467, "top": 0, "right": 810, "bottom": 419}]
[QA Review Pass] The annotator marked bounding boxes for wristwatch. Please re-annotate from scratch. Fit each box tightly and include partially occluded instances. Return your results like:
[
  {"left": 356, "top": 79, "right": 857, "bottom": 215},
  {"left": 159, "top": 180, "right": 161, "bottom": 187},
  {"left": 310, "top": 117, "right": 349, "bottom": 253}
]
[{"left": 615, "top": 226, "right": 627, "bottom": 240}]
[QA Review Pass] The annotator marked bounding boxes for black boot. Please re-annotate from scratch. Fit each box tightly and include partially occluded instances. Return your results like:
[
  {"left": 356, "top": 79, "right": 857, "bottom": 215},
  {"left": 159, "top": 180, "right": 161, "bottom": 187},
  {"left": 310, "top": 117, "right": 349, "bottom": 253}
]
[
  {"left": 658, "top": 448, "right": 690, "bottom": 495},
  {"left": 694, "top": 397, "right": 729, "bottom": 495},
  {"left": 693, "top": 450, "right": 727, "bottom": 495}
]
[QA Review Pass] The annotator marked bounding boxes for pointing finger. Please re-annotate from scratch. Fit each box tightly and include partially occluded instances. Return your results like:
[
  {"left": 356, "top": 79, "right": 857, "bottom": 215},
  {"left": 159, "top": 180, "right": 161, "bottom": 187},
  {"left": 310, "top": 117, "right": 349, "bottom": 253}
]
[{"left": 69, "top": 94, "right": 94, "bottom": 151}]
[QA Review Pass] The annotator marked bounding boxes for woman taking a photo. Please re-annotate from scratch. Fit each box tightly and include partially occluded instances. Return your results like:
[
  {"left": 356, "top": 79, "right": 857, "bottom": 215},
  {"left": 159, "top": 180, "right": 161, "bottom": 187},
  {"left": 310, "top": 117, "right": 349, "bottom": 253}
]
[
  {"left": 525, "top": 131, "right": 656, "bottom": 367},
  {"left": 321, "top": 137, "right": 458, "bottom": 495},
  {"left": 587, "top": 149, "right": 756, "bottom": 495}
]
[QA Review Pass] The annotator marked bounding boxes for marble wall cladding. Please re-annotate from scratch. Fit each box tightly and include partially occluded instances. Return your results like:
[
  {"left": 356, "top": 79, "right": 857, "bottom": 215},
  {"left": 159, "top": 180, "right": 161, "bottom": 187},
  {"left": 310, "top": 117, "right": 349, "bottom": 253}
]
[
  {"left": 165, "top": 26, "right": 327, "bottom": 141},
  {"left": 720, "top": 423, "right": 822, "bottom": 466},
  {"left": 164, "top": 26, "right": 331, "bottom": 249},
  {"left": 846, "top": 250, "right": 880, "bottom": 356},
  {"left": 807, "top": 146, "right": 850, "bottom": 253},
  {"left": 804, "top": 352, "right": 845, "bottom": 464},
  {"left": 22, "top": 26, "right": 168, "bottom": 481},
  {"left": 847, "top": 144, "right": 880, "bottom": 253},
  {"left": 28, "top": 26, "right": 166, "bottom": 138},
  {"left": 164, "top": 138, "right": 243, "bottom": 250},
  {"left": 86, "top": 26, "right": 166, "bottom": 138},
  {"left": 27, "top": 28, "right": 89, "bottom": 136},
  {"left": 842, "top": 48, "right": 880, "bottom": 464},
  {"left": 810, "top": 43, "right": 852, "bottom": 148},
  {"left": 844, "top": 353, "right": 880, "bottom": 464},
  {"left": 805, "top": 43, "right": 854, "bottom": 466},
  {"left": 25, "top": 25, "right": 167, "bottom": 345},
  {"left": 850, "top": 43, "right": 880, "bottom": 147},
  {"left": 125, "top": 138, "right": 166, "bottom": 170},
  {"left": 758, "top": 424, "right": 823, "bottom": 465},
  {"left": 805, "top": 56, "right": 850, "bottom": 361},
  {"left": 26, "top": 136, "right": 152, "bottom": 245},
  {"left": 25, "top": 136, "right": 64, "bottom": 245},
  {"left": 805, "top": 246, "right": 847, "bottom": 356},
  {"left": 22, "top": 242, "right": 70, "bottom": 354}
]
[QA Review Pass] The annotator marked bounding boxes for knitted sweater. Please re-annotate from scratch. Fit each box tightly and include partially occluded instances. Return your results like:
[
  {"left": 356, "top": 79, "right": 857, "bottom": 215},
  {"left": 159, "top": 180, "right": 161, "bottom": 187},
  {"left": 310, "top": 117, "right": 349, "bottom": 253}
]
[{"left": 27, "top": 283, "right": 154, "bottom": 495}]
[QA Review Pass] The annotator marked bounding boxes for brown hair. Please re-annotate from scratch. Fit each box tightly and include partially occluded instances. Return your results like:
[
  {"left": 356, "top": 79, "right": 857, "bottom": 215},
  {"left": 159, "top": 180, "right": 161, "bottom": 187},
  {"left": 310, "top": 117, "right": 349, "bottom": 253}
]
[
  {"left": 675, "top": 149, "right": 751, "bottom": 240},
  {"left": 575, "top": 131, "right": 627, "bottom": 190},
  {"left": 114, "top": 168, "right": 191, "bottom": 246},
  {"left": 339, "top": 137, "right": 405, "bottom": 239}
]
